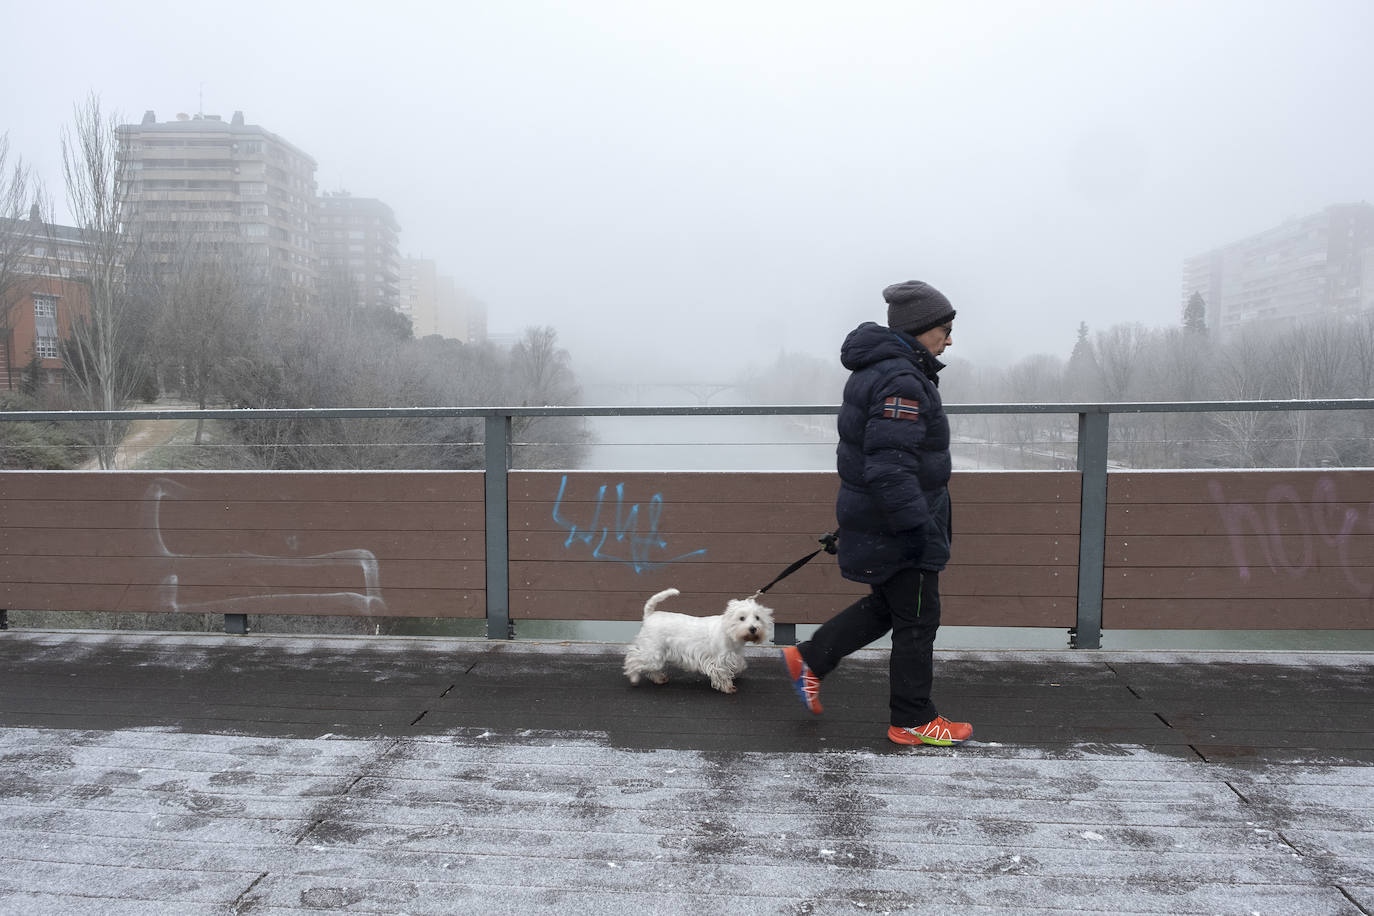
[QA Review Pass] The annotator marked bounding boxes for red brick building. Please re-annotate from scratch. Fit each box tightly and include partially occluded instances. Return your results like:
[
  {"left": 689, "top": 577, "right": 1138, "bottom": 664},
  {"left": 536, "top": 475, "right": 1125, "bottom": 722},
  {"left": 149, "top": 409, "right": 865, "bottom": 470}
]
[{"left": 0, "top": 215, "right": 91, "bottom": 392}]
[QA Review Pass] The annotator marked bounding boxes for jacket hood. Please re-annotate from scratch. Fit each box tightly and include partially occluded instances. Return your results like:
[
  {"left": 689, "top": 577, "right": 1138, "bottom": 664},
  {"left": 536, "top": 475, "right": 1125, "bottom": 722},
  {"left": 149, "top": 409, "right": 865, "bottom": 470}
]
[{"left": 841, "top": 321, "right": 944, "bottom": 377}]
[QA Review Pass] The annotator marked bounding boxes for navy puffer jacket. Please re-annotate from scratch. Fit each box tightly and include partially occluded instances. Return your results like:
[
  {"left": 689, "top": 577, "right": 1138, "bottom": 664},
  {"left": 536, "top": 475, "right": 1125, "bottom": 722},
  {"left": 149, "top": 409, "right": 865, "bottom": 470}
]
[{"left": 834, "top": 322, "right": 952, "bottom": 584}]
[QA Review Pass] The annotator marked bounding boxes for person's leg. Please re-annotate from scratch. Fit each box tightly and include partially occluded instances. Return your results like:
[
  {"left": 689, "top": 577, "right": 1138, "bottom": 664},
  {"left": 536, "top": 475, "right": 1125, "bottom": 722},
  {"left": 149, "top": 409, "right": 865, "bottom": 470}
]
[
  {"left": 883, "top": 568, "right": 942, "bottom": 727},
  {"left": 797, "top": 586, "right": 893, "bottom": 678},
  {"left": 783, "top": 586, "right": 892, "bottom": 715}
]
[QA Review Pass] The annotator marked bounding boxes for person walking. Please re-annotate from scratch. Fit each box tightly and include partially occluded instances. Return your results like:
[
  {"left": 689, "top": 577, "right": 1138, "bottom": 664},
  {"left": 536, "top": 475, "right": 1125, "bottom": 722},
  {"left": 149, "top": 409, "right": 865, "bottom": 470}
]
[{"left": 780, "top": 280, "right": 972, "bottom": 746}]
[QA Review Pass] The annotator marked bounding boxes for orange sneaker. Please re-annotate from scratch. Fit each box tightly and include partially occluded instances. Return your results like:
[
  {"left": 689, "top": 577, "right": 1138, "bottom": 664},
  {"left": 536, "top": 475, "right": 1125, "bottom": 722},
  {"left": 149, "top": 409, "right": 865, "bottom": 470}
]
[
  {"left": 779, "top": 646, "right": 822, "bottom": 714},
  {"left": 888, "top": 717, "right": 972, "bottom": 747}
]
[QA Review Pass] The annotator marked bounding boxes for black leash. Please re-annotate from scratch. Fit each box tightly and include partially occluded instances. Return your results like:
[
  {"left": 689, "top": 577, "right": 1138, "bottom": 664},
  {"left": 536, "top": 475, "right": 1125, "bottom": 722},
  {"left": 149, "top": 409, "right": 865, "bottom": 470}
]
[{"left": 754, "top": 530, "right": 839, "bottom": 597}]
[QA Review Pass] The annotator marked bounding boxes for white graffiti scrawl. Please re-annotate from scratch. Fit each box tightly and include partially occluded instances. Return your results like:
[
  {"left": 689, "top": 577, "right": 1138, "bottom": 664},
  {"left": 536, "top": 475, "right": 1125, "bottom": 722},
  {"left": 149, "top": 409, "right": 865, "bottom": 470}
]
[
  {"left": 1208, "top": 476, "right": 1371, "bottom": 596},
  {"left": 144, "top": 478, "right": 387, "bottom": 615}
]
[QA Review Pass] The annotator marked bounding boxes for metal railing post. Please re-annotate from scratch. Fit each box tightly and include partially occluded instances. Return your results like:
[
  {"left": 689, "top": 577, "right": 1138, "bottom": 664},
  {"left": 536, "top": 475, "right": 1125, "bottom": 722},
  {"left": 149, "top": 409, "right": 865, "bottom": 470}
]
[
  {"left": 484, "top": 413, "right": 513, "bottom": 639},
  {"left": 1074, "top": 409, "right": 1109, "bottom": 649}
]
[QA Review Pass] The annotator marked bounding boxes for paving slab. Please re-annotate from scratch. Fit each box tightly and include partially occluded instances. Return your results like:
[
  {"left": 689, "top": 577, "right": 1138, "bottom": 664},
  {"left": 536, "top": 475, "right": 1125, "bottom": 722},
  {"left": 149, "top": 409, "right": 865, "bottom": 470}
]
[{"left": 0, "top": 630, "right": 1371, "bottom": 914}]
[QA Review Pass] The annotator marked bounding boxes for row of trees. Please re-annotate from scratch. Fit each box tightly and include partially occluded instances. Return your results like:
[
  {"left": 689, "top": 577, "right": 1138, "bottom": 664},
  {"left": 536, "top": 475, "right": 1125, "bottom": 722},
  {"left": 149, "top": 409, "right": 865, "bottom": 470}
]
[
  {"left": 1, "top": 97, "right": 587, "bottom": 471},
  {"left": 738, "top": 306, "right": 1374, "bottom": 470},
  {"left": 957, "top": 314, "right": 1374, "bottom": 468}
]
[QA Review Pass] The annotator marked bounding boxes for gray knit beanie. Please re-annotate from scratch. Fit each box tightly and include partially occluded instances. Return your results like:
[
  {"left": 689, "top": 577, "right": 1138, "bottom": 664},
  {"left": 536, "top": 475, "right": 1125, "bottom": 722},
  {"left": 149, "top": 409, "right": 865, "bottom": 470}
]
[{"left": 883, "top": 280, "right": 956, "bottom": 335}]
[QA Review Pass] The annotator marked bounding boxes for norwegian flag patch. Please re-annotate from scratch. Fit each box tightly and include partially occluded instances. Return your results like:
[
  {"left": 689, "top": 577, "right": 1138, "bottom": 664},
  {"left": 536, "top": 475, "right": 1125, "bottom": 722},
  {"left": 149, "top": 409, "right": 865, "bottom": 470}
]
[{"left": 882, "top": 397, "right": 920, "bottom": 421}]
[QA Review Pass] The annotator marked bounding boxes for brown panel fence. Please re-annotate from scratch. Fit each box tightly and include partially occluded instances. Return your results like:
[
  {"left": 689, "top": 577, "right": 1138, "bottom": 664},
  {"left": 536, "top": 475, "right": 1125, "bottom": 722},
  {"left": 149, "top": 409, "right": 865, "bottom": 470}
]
[
  {"left": 3, "top": 401, "right": 1373, "bottom": 642},
  {"left": 508, "top": 470, "right": 1079, "bottom": 626},
  {"left": 1, "top": 471, "right": 486, "bottom": 620},
  {"left": 1105, "top": 470, "right": 1374, "bottom": 629},
  {"left": 1, "top": 468, "right": 1079, "bottom": 628},
  {"left": 4, "top": 466, "right": 1373, "bottom": 633}
]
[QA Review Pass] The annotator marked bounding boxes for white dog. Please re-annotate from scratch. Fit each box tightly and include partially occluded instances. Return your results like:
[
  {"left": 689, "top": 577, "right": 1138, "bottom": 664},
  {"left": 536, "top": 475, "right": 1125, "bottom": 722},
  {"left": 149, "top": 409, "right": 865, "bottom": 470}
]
[{"left": 623, "top": 588, "right": 774, "bottom": 694}]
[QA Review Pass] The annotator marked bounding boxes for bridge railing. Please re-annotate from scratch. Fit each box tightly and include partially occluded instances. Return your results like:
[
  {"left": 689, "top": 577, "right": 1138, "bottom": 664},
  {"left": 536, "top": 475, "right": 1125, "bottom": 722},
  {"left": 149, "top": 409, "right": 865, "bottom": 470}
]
[{"left": 3, "top": 400, "right": 1373, "bottom": 648}]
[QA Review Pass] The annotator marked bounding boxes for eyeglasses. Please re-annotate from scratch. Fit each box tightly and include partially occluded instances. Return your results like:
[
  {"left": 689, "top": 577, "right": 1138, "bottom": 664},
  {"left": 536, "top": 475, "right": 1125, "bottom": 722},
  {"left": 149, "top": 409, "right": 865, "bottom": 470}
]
[{"left": 938, "top": 325, "right": 953, "bottom": 338}]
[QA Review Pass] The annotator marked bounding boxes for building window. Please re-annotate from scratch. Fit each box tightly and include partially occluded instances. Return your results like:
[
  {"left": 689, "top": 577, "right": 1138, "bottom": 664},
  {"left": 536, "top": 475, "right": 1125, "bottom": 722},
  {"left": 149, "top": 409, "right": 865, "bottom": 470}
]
[{"left": 34, "top": 294, "right": 59, "bottom": 359}]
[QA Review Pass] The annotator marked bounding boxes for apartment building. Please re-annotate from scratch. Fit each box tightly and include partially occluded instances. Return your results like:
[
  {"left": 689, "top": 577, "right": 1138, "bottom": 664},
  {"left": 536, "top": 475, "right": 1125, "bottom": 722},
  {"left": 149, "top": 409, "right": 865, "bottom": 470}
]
[
  {"left": 399, "top": 257, "right": 487, "bottom": 344},
  {"left": 1182, "top": 203, "right": 1374, "bottom": 336},
  {"left": 398, "top": 257, "right": 438, "bottom": 336},
  {"left": 438, "top": 275, "right": 487, "bottom": 344},
  {"left": 317, "top": 193, "right": 401, "bottom": 313},
  {"left": 461, "top": 286, "right": 488, "bottom": 344},
  {"left": 117, "top": 110, "right": 318, "bottom": 310}
]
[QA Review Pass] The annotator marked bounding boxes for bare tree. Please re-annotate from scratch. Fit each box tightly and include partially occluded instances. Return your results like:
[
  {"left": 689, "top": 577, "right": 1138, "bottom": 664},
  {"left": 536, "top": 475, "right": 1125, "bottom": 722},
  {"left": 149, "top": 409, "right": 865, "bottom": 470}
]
[
  {"left": 510, "top": 326, "right": 578, "bottom": 403},
  {"left": 1345, "top": 312, "right": 1374, "bottom": 464},
  {"left": 508, "top": 326, "right": 586, "bottom": 467},
  {"left": 1209, "top": 327, "right": 1278, "bottom": 467},
  {"left": 214, "top": 311, "right": 588, "bottom": 471},
  {"left": 153, "top": 226, "right": 267, "bottom": 441},
  {"left": 1275, "top": 323, "right": 1346, "bottom": 466},
  {"left": 224, "top": 301, "right": 435, "bottom": 469},
  {"left": 1142, "top": 328, "right": 1202, "bottom": 402},
  {"left": 1093, "top": 323, "right": 1149, "bottom": 402},
  {"left": 1112, "top": 327, "right": 1208, "bottom": 466},
  {"left": 0, "top": 134, "right": 39, "bottom": 305},
  {"left": 0, "top": 132, "right": 48, "bottom": 387},
  {"left": 60, "top": 95, "right": 154, "bottom": 467},
  {"left": 996, "top": 354, "right": 1071, "bottom": 467}
]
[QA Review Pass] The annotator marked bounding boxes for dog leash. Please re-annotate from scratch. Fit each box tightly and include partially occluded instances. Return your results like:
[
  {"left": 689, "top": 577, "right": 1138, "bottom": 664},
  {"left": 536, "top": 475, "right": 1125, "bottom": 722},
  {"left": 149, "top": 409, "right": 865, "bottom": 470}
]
[{"left": 753, "top": 530, "right": 839, "bottom": 597}]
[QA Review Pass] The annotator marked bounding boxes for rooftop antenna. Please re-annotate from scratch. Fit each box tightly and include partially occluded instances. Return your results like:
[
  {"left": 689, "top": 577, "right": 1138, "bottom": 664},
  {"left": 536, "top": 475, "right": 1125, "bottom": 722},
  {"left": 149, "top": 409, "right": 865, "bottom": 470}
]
[{"left": 198, "top": 82, "right": 205, "bottom": 117}]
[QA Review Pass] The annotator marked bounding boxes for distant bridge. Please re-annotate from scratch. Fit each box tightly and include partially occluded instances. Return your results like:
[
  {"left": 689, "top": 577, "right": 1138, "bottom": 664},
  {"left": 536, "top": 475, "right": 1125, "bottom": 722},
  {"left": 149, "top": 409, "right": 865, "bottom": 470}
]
[{"left": 580, "top": 381, "right": 743, "bottom": 405}]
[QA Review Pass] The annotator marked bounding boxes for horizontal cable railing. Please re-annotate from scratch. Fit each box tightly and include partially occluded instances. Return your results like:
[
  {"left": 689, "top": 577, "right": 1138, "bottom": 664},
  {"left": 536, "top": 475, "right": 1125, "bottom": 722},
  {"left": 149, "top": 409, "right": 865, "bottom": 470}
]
[{"left": 8, "top": 398, "right": 1374, "bottom": 422}]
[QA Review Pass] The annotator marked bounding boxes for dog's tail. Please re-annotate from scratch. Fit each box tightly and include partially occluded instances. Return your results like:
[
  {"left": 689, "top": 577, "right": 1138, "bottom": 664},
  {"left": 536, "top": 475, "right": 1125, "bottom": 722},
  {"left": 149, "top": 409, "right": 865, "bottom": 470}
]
[{"left": 643, "top": 588, "right": 680, "bottom": 618}]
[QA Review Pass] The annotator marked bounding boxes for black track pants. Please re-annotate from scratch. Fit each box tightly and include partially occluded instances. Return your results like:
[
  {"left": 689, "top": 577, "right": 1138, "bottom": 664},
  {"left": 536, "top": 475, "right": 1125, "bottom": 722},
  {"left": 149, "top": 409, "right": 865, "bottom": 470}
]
[{"left": 798, "top": 567, "right": 941, "bottom": 727}]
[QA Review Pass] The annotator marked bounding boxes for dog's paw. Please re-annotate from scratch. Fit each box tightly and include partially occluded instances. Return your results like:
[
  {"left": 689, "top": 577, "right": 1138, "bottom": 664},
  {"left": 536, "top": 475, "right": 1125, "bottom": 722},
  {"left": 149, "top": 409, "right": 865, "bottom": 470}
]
[
  {"left": 648, "top": 672, "right": 669, "bottom": 685},
  {"left": 713, "top": 681, "right": 737, "bottom": 694}
]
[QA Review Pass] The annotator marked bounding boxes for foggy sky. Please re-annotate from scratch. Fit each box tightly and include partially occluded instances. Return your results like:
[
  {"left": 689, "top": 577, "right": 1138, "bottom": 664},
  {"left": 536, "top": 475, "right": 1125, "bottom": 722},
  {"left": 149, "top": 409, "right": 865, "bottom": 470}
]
[{"left": 4, "top": 0, "right": 1372, "bottom": 388}]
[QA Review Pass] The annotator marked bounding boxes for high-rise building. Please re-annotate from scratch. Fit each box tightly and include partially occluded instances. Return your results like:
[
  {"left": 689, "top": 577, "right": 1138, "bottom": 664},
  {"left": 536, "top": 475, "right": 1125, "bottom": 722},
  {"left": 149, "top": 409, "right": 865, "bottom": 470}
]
[
  {"left": 1182, "top": 203, "right": 1374, "bottom": 336},
  {"left": 399, "top": 257, "right": 439, "bottom": 337},
  {"left": 316, "top": 192, "right": 400, "bottom": 313},
  {"left": 437, "top": 276, "right": 487, "bottom": 344},
  {"left": 399, "top": 257, "right": 487, "bottom": 344},
  {"left": 462, "top": 289, "right": 488, "bottom": 344},
  {"left": 117, "top": 110, "right": 318, "bottom": 310}
]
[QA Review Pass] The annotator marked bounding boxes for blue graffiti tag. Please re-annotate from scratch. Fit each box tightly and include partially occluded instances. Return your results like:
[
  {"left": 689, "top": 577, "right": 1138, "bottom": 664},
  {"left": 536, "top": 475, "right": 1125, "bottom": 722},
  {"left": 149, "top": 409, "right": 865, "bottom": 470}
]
[{"left": 552, "top": 475, "right": 708, "bottom": 573}]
